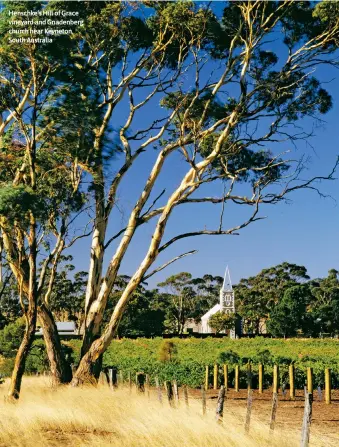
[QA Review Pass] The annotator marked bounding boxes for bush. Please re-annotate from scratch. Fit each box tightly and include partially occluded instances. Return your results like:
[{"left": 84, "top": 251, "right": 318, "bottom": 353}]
[
  {"left": 0, "top": 317, "right": 82, "bottom": 376},
  {"left": 158, "top": 340, "right": 177, "bottom": 362},
  {"left": 0, "top": 317, "right": 25, "bottom": 358}
]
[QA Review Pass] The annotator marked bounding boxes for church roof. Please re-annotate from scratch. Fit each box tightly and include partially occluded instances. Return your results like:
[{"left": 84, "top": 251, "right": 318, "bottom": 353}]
[
  {"left": 201, "top": 303, "right": 221, "bottom": 320},
  {"left": 222, "top": 265, "right": 232, "bottom": 291}
]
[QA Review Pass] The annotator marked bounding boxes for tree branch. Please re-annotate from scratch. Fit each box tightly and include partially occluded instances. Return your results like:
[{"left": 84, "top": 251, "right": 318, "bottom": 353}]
[{"left": 143, "top": 250, "right": 198, "bottom": 282}]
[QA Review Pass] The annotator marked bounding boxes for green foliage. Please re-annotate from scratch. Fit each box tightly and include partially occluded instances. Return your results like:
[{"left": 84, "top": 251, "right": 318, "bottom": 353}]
[
  {"left": 105, "top": 277, "right": 165, "bottom": 337},
  {"left": 309, "top": 270, "right": 339, "bottom": 335},
  {"left": 0, "top": 317, "right": 25, "bottom": 358},
  {"left": 252, "top": 349, "right": 273, "bottom": 365},
  {"left": 0, "top": 274, "right": 22, "bottom": 328},
  {"left": 2, "top": 334, "right": 339, "bottom": 390},
  {"left": 0, "top": 319, "right": 49, "bottom": 375},
  {"left": 209, "top": 311, "right": 236, "bottom": 334},
  {"left": 235, "top": 262, "right": 310, "bottom": 334},
  {"left": 46, "top": 259, "right": 87, "bottom": 331},
  {"left": 218, "top": 350, "right": 240, "bottom": 365},
  {"left": 158, "top": 340, "right": 177, "bottom": 362},
  {"left": 267, "top": 285, "right": 313, "bottom": 337},
  {"left": 0, "top": 185, "right": 42, "bottom": 222},
  {"left": 157, "top": 273, "right": 196, "bottom": 334},
  {"left": 97, "top": 337, "right": 339, "bottom": 389}
]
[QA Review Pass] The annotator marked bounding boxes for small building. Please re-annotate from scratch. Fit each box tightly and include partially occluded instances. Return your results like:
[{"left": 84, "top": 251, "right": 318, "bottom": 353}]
[{"left": 36, "top": 321, "right": 80, "bottom": 338}]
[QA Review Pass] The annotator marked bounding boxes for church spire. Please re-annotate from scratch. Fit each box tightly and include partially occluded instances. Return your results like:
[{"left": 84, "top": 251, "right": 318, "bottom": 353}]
[{"left": 222, "top": 265, "right": 232, "bottom": 291}]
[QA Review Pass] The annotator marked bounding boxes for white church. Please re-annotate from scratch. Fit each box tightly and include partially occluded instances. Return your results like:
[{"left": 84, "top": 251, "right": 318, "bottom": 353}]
[{"left": 185, "top": 266, "right": 239, "bottom": 338}]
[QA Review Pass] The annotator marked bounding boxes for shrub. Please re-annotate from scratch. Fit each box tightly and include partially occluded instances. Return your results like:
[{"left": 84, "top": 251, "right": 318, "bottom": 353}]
[
  {"left": 0, "top": 317, "right": 25, "bottom": 358},
  {"left": 158, "top": 340, "right": 177, "bottom": 362}
]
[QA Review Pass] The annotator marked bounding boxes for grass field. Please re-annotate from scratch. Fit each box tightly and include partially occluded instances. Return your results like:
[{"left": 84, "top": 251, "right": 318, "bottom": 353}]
[{"left": 0, "top": 377, "right": 338, "bottom": 447}]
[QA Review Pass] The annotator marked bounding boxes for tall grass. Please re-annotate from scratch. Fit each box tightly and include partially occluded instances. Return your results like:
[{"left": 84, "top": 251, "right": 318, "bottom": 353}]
[{"left": 0, "top": 377, "right": 335, "bottom": 447}]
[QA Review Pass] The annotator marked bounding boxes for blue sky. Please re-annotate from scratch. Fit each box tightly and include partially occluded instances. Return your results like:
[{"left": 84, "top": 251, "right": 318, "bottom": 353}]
[{"left": 49, "top": 2, "right": 339, "bottom": 288}]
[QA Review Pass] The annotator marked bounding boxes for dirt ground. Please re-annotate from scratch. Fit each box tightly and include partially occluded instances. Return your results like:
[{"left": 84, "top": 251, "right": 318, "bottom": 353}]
[{"left": 187, "top": 387, "right": 339, "bottom": 442}]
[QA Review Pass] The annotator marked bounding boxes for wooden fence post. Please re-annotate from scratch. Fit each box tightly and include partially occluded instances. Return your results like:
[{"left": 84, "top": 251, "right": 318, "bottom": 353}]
[
  {"left": 173, "top": 380, "right": 179, "bottom": 405},
  {"left": 119, "top": 370, "right": 123, "bottom": 385},
  {"left": 136, "top": 372, "right": 145, "bottom": 393},
  {"left": 273, "top": 365, "right": 279, "bottom": 394},
  {"left": 145, "top": 374, "right": 150, "bottom": 398},
  {"left": 99, "top": 370, "right": 107, "bottom": 386},
  {"left": 215, "top": 385, "right": 225, "bottom": 423},
  {"left": 155, "top": 376, "right": 162, "bottom": 404},
  {"left": 213, "top": 364, "right": 218, "bottom": 390},
  {"left": 270, "top": 392, "right": 278, "bottom": 433},
  {"left": 247, "top": 363, "right": 252, "bottom": 391},
  {"left": 258, "top": 364, "right": 264, "bottom": 394},
  {"left": 205, "top": 365, "right": 209, "bottom": 390},
  {"left": 223, "top": 364, "right": 228, "bottom": 390},
  {"left": 109, "top": 368, "right": 113, "bottom": 391},
  {"left": 325, "top": 368, "right": 331, "bottom": 405},
  {"left": 289, "top": 364, "right": 295, "bottom": 399},
  {"left": 307, "top": 367, "right": 313, "bottom": 395},
  {"left": 235, "top": 365, "right": 240, "bottom": 392},
  {"left": 245, "top": 389, "right": 253, "bottom": 433},
  {"left": 300, "top": 392, "right": 313, "bottom": 447},
  {"left": 201, "top": 384, "right": 206, "bottom": 415},
  {"left": 165, "top": 380, "right": 174, "bottom": 406},
  {"left": 183, "top": 384, "right": 189, "bottom": 407},
  {"left": 128, "top": 371, "right": 132, "bottom": 392}
]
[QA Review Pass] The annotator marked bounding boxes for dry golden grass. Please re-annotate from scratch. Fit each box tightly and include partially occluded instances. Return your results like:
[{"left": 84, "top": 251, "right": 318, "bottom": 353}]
[{"left": 0, "top": 377, "right": 336, "bottom": 447}]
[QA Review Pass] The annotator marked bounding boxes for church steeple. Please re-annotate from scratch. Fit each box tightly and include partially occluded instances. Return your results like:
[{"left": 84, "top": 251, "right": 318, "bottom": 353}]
[
  {"left": 222, "top": 265, "right": 232, "bottom": 292},
  {"left": 220, "top": 266, "right": 234, "bottom": 309},
  {"left": 219, "top": 266, "right": 236, "bottom": 338},
  {"left": 200, "top": 265, "right": 239, "bottom": 338}
]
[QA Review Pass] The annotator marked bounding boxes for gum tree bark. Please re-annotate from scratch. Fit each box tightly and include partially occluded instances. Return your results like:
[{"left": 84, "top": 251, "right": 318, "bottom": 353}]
[
  {"left": 38, "top": 304, "right": 72, "bottom": 385},
  {"left": 7, "top": 215, "right": 37, "bottom": 400}
]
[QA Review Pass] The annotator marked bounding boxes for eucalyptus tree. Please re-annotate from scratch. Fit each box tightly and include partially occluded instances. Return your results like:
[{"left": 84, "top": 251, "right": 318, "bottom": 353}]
[
  {"left": 189, "top": 274, "right": 224, "bottom": 320},
  {"left": 68, "top": 1, "right": 339, "bottom": 384},
  {"left": 0, "top": 1, "right": 88, "bottom": 397},
  {"left": 309, "top": 269, "right": 339, "bottom": 335},
  {"left": 235, "top": 262, "right": 310, "bottom": 333},
  {"left": 1, "top": 1, "right": 339, "bottom": 391},
  {"left": 157, "top": 272, "right": 196, "bottom": 334},
  {"left": 266, "top": 284, "right": 313, "bottom": 337}
]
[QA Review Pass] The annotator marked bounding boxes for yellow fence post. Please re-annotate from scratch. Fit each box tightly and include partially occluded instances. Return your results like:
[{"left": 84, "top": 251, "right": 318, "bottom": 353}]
[
  {"left": 273, "top": 365, "right": 279, "bottom": 394},
  {"left": 235, "top": 365, "right": 240, "bottom": 392},
  {"left": 325, "top": 368, "right": 331, "bottom": 405},
  {"left": 213, "top": 364, "right": 218, "bottom": 390},
  {"left": 289, "top": 364, "right": 295, "bottom": 399},
  {"left": 223, "top": 364, "right": 228, "bottom": 390},
  {"left": 247, "top": 363, "right": 252, "bottom": 391},
  {"left": 258, "top": 363, "right": 264, "bottom": 394}
]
